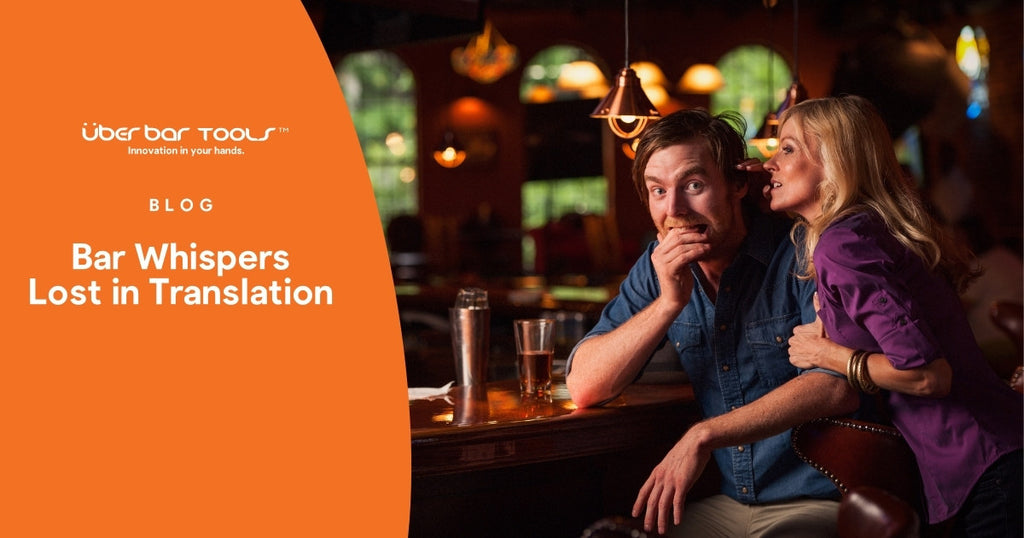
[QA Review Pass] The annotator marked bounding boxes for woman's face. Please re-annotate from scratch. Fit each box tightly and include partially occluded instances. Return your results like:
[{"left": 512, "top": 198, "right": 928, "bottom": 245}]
[{"left": 762, "top": 118, "right": 825, "bottom": 221}]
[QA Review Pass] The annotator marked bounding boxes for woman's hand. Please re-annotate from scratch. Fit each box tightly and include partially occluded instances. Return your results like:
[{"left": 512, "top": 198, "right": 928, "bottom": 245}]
[
  {"left": 788, "top": 294, "right": 850, "bottom": 372},
  {"left": 735, "top": 158, "right": 766, "bottom": 173}
]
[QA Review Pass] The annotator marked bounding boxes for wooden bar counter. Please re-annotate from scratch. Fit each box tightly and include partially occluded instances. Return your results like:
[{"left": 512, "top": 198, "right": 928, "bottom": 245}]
[{"left": 409, "top": 379, "right": 706, "bottom": 538}]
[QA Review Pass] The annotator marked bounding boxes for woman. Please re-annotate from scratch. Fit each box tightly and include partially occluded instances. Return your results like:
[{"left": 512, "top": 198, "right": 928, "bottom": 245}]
[{"left": 760, "top": 95, "right": 1022, "bottom": 536}]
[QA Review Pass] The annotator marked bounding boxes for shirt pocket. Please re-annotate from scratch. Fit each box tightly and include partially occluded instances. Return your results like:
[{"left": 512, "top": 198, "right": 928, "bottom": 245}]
[
  {"left": 745, "top": 312, "right": 801, "bottom": 388},
  {"left": 669, "top": 321, "right": 706, "bottom": 380}
]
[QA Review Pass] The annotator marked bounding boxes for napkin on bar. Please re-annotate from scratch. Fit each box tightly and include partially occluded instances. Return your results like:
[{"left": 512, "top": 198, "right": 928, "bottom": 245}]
[{"left": 408, "top": 381, "right": 454, "bottom": 400}]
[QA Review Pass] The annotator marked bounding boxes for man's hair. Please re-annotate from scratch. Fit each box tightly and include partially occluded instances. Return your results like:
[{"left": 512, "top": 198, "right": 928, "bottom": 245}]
[
  {"left": 631, "top": 108, "right": 748, "bottom": 208},
  {"left": 784, "top": 95, "right": 978, "bottom": 291}
]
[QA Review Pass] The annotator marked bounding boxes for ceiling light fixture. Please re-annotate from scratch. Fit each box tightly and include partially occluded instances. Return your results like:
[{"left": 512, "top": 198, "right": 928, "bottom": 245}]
[
  {"left": 751, "top": 0, "right": 781, "bottom": 159},
  {"left": 433, "top": 129, "right": 466, "bottom": 169},
  {"left": 751, "top": 0, "right": 807, "bottom": 158},
  {"left": 451, "top": 20, "right": 519, "bottom": 84},
  {"left": 776, "top": 0, "right": 808, "bottom": 119},
  {"left": 678, "top": 63, "right": 725, "bottom": 94},
  {"left": 590, "top": 0, "right": 660, "bottom": 139}
]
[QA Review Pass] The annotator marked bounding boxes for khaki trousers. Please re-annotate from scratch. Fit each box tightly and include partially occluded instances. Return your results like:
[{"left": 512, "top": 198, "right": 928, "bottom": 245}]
[{"left": 665, "top": 494, "right": 839, "bottom": 538}]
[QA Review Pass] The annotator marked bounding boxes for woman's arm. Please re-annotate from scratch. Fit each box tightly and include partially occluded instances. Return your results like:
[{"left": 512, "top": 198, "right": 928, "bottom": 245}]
[{"left": 789, "top": 315, "right": 952, "bottom": 397}]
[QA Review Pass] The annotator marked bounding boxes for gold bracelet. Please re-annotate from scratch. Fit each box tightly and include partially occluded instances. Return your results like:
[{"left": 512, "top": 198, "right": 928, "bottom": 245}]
[
  {"left": 852, "top": 350, "right": 866, "bottom": 392},
  {"left": 857, "top": 351, "right": 880, "bottom": 394},
  {"left": 846, "top": 349, "right": 864, "bottom": 391}
]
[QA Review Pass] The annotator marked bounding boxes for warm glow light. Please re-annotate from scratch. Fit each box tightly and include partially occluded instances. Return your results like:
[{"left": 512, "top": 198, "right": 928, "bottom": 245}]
[
  {"left": 591, "top": 67, "right": 661, "bottom": 139},
  {"left": 630, "top": 62, "right": 669, "bottom": 107},
  {"left": 557, "top": 60, "right": 609, "bottom": 100},
  {"left": 751, "top": 137, "right": 779, "bottom": 159},
  {"left": 433, "top": 146, "right": 466, "bottom": 168},
  {"left": 558, "top": 60, "right": 606, "bottom": 90},
  {"left": 433, "top": 129, "right": 467, "bottom": 168},
  {"left": 589, "top": 0, "right": 661, "bottom": 140},
  {"left": 642, "top": 85, "right": 669, "bottom": 108},
  {"left": 679, "top": 63, "right": 725, "bottom": 94},
  {"left": 385, "top": 131, "right": 406, "bottom": 156},
  {"left": 525, "top": 85, "right": 556, "bottom": 103},
  {"left": 451, "top": 20, "right": 519, "bottom": 84},
  {"left": 750, "top": 113, "right": 781, "bottom": 158},
  {"left": 399, "top": 166, "right": 416, "bottom": 183},
  {"left": 630, "top": 61, "right": 667, "bottom": 87},
  {"left": 608, "top": 116, "right": 649, "bottom": 139},
  {"left": 621, "top": 137, "right": 640, "bottom": 159},
  {"left": 956, "top": 26, "right": 982, "bottom": 79}
]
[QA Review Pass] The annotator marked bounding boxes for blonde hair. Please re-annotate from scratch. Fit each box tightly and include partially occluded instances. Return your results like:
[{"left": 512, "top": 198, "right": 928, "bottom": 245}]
[{"left": 784, "top": 95, "right": 978, "bottom": 292}]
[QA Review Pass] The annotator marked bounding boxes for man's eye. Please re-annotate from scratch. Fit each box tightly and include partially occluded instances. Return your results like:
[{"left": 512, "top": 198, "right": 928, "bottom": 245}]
[{"left": 686, "top": 181, "right": 703, "bottom": 191}]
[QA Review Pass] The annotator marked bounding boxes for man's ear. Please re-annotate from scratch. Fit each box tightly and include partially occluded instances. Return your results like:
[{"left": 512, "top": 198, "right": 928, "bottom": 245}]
[{"left": 732, "top": 179, "right": 749, "bottom": 199}]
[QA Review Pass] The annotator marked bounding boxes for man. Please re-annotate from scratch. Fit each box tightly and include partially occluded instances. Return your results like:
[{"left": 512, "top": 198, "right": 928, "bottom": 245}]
[{"left": 566, "top": 109, "right": 860, "bottom": 537}]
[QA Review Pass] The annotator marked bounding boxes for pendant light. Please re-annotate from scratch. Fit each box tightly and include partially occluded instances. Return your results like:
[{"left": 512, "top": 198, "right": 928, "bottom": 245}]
[
  {"left": 751, "top": 0, "right": 780, "bottom": 158},
  {"left": 751, "top": 0, "right": 807, "bottom": 158},
  {"left": 678, "top": 63, "right": 725, "bottom": 94},
  {"left": 590, "top": 0, "right": 660, "bottom": 139},
  {"left": 433, "top": 129, "right": 466, "bottom": 169},
  {"left": 451, "top": 20, "right": 519, "bottom": 84},
  {"left": 776, "top": 0, "right": 808, "bottom": 118}
]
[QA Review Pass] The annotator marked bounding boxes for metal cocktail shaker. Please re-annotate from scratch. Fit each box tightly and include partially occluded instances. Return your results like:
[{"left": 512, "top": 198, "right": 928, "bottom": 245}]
[{"left": 449, "top": 287, "right": 490, "bottom": 387}]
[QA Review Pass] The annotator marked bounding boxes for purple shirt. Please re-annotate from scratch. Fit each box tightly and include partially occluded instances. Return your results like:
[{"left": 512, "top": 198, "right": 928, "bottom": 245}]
[{"left": 814, "top": 211, "right": 1023, "bottom": 523}]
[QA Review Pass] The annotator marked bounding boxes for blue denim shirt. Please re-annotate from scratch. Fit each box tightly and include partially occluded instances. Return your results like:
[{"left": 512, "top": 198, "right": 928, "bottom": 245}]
[{"left": 569, "top": 212, "right": 839, "bottom": 504}]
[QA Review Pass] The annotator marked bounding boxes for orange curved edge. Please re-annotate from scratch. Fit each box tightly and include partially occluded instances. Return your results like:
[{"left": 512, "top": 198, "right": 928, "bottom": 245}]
[{"left": 0, "top": 1, "right": 409, "bottom": 536}]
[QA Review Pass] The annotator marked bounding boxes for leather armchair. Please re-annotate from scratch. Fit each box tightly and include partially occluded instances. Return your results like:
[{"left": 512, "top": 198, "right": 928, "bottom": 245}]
[
  {"left": 989, "top": 300, "right": 1024, "bottom": 393},
  {"left": 792, "top": 417, "right": 925, "bottom": 538},
  {"left": 838, "top": 486, "right": 920, "bottom": 538}
]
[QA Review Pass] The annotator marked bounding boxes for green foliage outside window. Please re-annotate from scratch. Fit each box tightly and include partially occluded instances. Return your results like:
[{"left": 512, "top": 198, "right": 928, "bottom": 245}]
[
  {"left": 336, "top": 50, "right": 418, "bottom": 230},
  {"left": 710, "top": 45, "right": 791, "bottom": 156},
  {"left": 521, "top": 177, "right": 608, "bottom": 230}
]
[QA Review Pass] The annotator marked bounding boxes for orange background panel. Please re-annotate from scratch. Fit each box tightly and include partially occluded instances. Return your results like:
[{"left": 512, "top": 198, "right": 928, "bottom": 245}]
[{"left": 0, "top": 1, "right": 409, "bottom": 536}]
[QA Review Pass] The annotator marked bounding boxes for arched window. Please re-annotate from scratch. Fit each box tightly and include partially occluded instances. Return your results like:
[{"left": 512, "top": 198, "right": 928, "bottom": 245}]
[
  {"left": 520, "top": 44, "right": 609, "bottom": 104},
  {"left": 711, "top": 45, "right": 792, "bottom": 153},
  {"left": 336, "top": 50, "right": 417, "bottom": 230},
  {"left": 518, "top": 45, "right": 611, "bottom": 276}
]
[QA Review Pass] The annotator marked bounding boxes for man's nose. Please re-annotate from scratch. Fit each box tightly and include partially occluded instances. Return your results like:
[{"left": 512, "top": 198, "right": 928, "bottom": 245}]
[{"left": 666, "top": 190, "right": 690, "bottom": 216}]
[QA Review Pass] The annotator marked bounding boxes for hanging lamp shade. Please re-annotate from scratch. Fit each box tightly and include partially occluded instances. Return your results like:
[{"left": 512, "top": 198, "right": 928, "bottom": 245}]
[
  {"left": 432, "top": 130, "right": 466, "bottom": 169},
  {"left": 557, "top": 60, "right": 609, "bottom": 99},
  {"left": 775, "top": 79, "right": 808, "bottom": 116},
  {"left": 590, "top": 0, "right": 660, "bottom": 139},
  {"left": 590, "top": 67, "right": 661, "bottom": 139},
  {"left": 751, "top": 0, "right": 807, "bottom": 159},
  {"left": 451, "top": 20, "right": 519, "bottom": 84},
  {"left": 775, "top": 0, "right": 808, "bottom": 117},
  {"left": 678, "top": 63, "right": 725, "bottom": 94}
]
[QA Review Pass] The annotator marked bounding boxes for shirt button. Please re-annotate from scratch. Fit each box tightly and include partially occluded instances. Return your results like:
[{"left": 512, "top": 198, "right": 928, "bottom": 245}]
[
  {"left": 722, "top": 365, "right": 730, "bottom": 372},
  {"left": 719, "top": 324, "right": 727, "bottom": 331},
  {"left": 724, "top": 286, "right": 732, "bottom": 293},
  {"left": 775, "top": 336, "right": 783, "bottom": 343},
  {"left": 741, "top": 487, "right": 749, "bottom": 494},
  {"left": 675, "top": 341, "right": 681, "bottom": 349},
  {"left": 899, "top": 318, "right": 908, "bottom": 326},
  {"left": 879, "top": 297, "right": 887, "bottom": 304},
  {"left": 737, "top": 446, "right": 745, "bottom": 452}
]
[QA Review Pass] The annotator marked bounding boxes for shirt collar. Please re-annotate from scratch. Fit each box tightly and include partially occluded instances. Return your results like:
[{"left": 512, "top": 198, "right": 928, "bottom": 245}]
[{"left": 739, "top": 211, "right": 791, "bottom": 267}]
